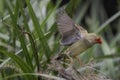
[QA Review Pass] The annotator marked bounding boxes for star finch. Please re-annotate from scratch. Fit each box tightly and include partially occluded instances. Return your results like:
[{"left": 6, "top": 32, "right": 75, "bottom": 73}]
[{"left": 56, "top": 8, "right": 102, "bottom": 61}]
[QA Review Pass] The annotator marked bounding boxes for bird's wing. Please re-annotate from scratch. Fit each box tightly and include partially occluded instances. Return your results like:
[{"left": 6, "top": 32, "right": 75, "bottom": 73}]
[{"left": 56, "top": 8, "right": 87, "bottom": 46}]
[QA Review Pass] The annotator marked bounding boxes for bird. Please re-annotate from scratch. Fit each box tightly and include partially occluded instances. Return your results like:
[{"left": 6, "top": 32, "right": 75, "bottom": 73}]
[{"left": 56, "top": 8, "right": 102, "bottom": 65}]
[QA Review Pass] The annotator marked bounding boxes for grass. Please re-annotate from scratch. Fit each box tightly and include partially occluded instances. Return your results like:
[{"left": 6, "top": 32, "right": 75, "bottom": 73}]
[{"left": 0, "top": 0, "right": 120, "bottom": 80}]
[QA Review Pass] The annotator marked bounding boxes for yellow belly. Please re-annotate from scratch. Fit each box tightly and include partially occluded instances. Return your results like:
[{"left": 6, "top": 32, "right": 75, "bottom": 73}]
[{"left": 68, "top": 39, "right": 91, "bottom": 57}]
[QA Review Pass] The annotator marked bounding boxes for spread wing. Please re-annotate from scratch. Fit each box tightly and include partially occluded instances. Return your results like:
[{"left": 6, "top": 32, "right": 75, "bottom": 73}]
[{"left": 56, "top": 8, "right": 88, "bottom": 46}]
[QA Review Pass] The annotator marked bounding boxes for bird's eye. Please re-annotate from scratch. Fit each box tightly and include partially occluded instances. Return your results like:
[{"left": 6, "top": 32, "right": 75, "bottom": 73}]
[{"left": 87, "top": 39, "right": 92, "bottom": 43}]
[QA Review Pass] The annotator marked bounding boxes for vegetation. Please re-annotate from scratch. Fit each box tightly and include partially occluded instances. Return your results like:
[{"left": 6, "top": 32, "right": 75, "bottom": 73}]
[{"left": 0, "top": 0, "right": 120, "bottom": 80}]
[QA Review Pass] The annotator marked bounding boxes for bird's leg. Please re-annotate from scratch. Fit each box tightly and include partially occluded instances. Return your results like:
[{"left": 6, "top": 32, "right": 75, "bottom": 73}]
[
  {"left": 66, "top": 54, "right": 74, "bottom": 67},
  {"left": 74, "top": 56, "right": 83, "bottom": 66}
]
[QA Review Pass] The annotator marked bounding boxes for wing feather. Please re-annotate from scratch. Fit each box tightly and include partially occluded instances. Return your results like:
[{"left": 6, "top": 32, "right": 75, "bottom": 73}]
[
  {"left": 56, "top": 8, "right": 74, "bottom": 34},
  {"left": 56, "top": 8, "right": 87, "bottom": 46}
]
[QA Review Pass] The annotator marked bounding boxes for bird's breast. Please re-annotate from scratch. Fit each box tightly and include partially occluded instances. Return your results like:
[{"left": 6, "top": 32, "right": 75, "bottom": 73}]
[{"left": 69, "top": 39, "right": 91, "bottom": 57}]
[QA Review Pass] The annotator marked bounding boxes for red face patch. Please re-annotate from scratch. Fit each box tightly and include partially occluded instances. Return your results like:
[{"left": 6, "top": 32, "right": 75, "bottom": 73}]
[{"left": 95, "top": 38, "right": 102, "bottom": 44}]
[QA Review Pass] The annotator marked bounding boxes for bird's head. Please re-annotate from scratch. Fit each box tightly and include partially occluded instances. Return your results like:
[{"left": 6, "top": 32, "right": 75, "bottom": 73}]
[{"left": 84, "top": 33, "right": 102, "bottom": 45}]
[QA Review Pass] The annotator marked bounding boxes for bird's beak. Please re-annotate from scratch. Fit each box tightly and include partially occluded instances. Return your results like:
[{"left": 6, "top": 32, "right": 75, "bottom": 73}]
[{"left": 95, "top": 38, "right": 102, "bottom": 44}]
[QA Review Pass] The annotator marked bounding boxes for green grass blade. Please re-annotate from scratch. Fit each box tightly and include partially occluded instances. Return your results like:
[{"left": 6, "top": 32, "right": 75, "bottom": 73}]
[
  {"left": 25, "top": 0, "right": 51, "bottom": 60},
  {"left": 0, "top": 50, "right": 36, "bottom": 80},
  {"left": 6, "top": 0, "right": 33, "bottom": 69}
]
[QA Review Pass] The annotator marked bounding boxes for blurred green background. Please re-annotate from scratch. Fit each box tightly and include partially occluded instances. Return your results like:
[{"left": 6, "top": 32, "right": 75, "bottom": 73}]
[{"left": 0, "top": 0, "right": 120, "bottom": 80}]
